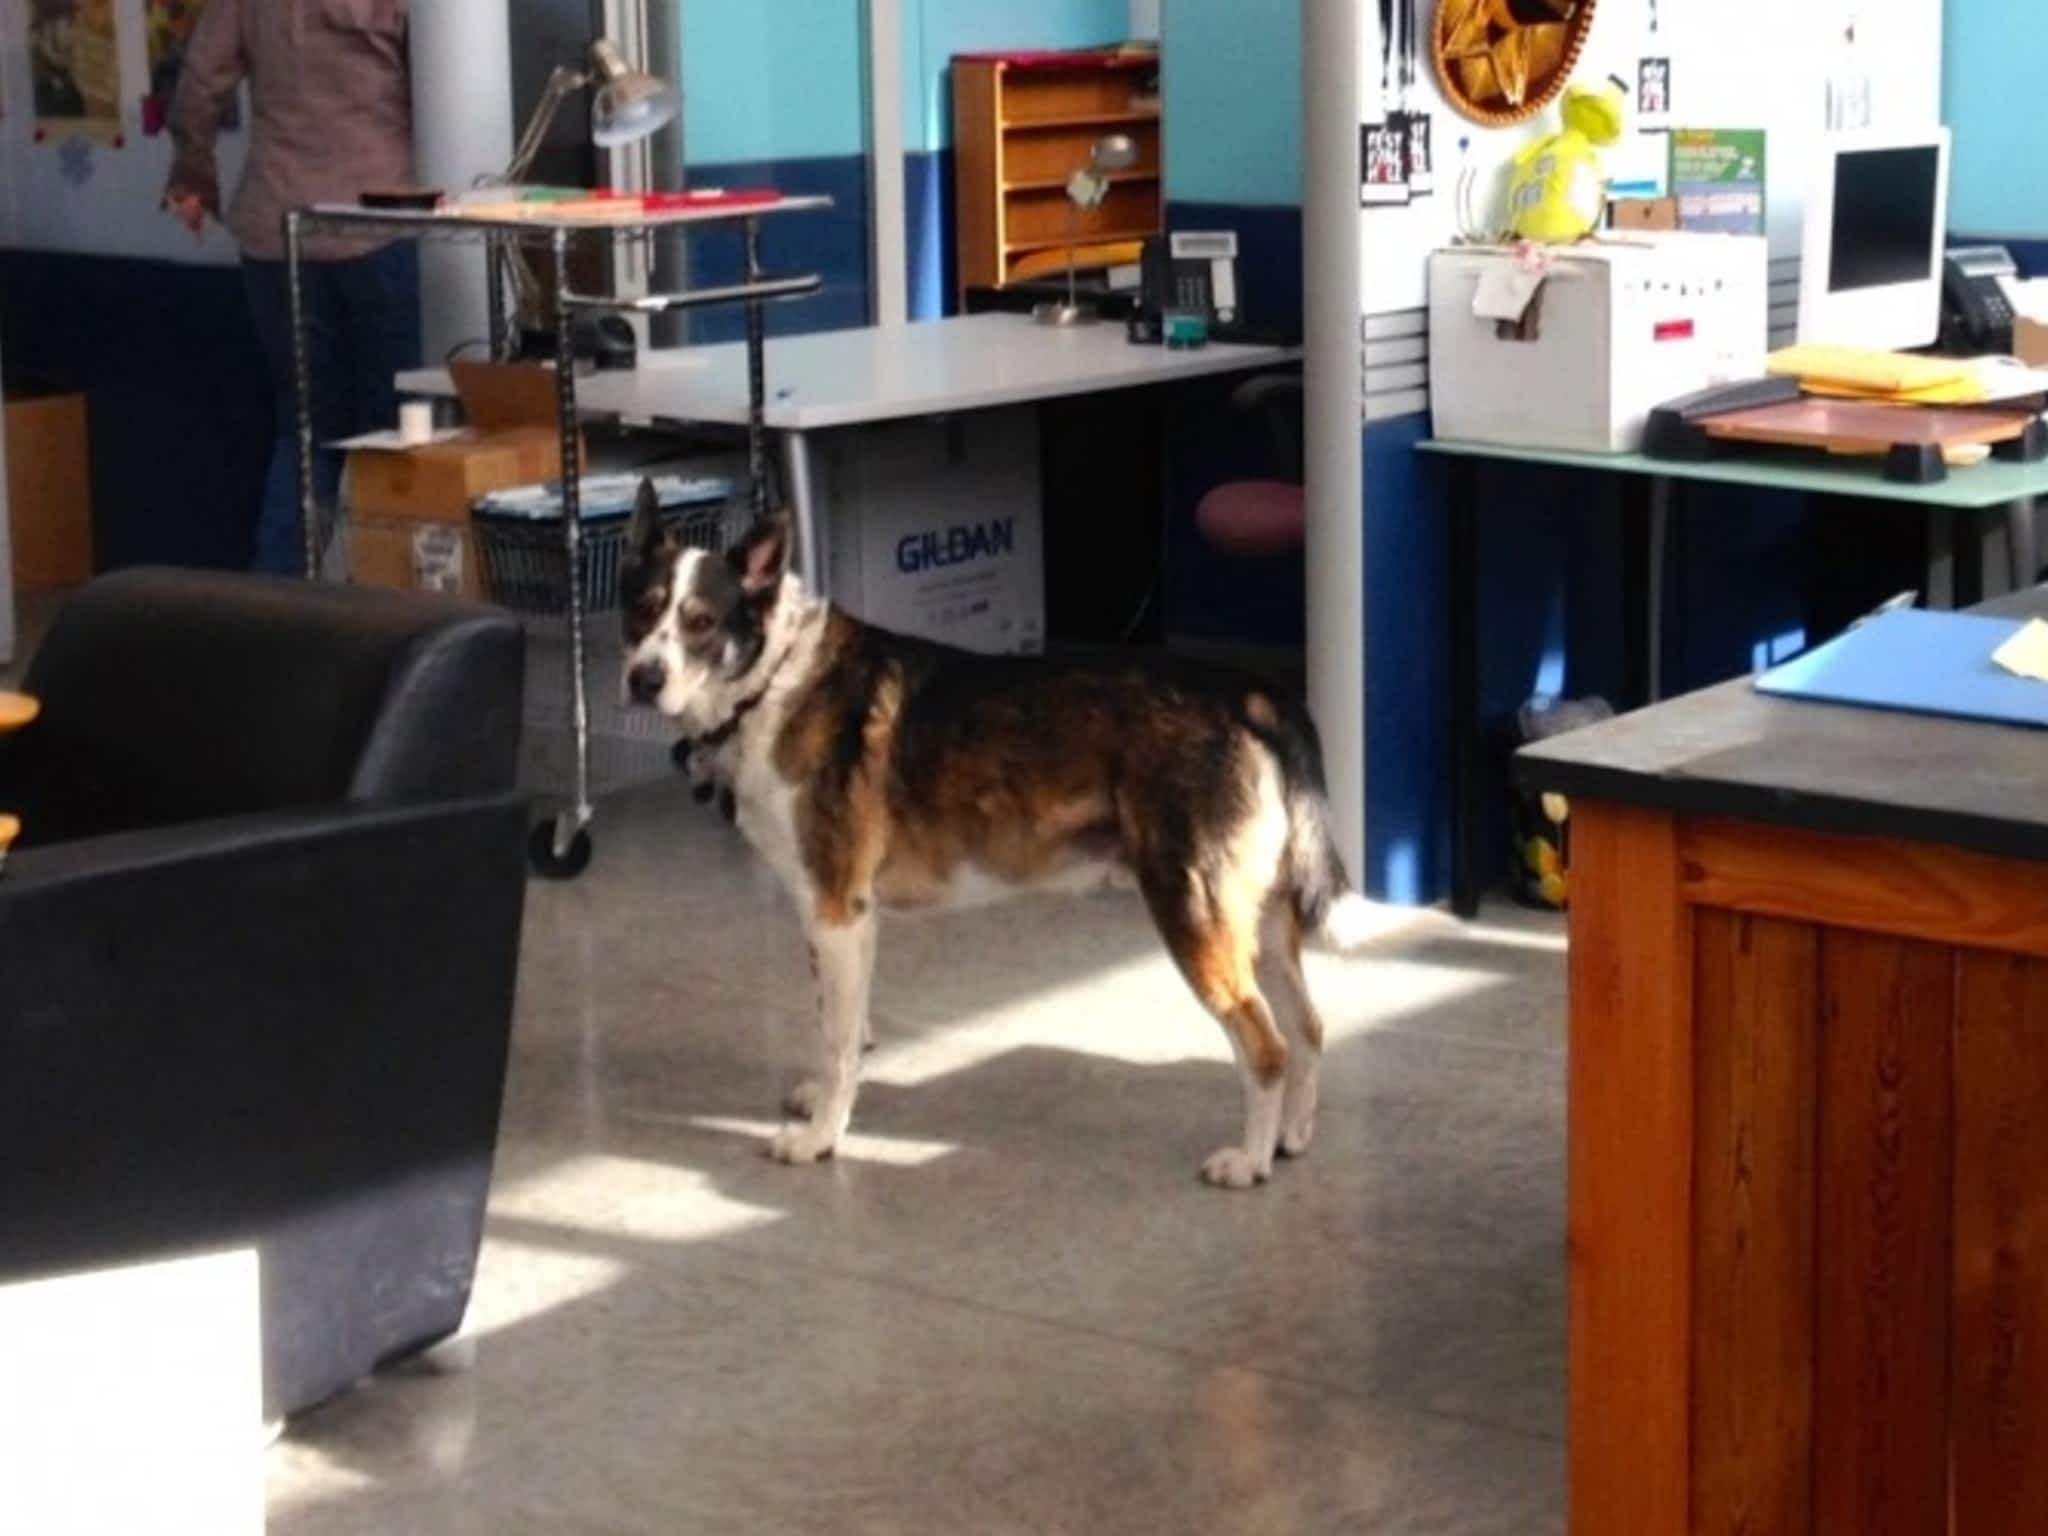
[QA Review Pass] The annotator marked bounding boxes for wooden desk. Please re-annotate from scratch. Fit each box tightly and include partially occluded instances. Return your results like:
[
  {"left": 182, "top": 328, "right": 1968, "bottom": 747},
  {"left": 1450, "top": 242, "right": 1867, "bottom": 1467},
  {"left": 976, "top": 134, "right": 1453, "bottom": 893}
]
[{"left": 1519, "top": 585, "right": 2048, "bottom": 1536}]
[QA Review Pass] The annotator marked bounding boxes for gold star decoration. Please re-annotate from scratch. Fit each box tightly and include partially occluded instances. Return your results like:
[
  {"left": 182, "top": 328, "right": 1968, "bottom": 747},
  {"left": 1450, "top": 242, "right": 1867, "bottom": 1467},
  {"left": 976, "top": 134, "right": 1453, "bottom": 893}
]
[{"left": 1436, "top": 0, "right": 1588, "bottom": 120}]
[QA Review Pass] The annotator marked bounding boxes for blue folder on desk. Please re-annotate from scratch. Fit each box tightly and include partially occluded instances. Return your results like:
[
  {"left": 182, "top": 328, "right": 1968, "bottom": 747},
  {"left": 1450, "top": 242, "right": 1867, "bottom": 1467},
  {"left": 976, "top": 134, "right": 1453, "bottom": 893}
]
[{"left": 1756, "top": 609, "right": 2048, "bottom": 729}]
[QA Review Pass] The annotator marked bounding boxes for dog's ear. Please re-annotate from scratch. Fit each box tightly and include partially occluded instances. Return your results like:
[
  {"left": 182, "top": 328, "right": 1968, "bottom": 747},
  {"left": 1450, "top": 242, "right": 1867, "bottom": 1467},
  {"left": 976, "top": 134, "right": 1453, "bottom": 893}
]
[
  {"left": 625, "top": 479, "right": 665, "bottom": 569},
  {"left": 729, "top": 511, "right": 794, "bottom": 599}
]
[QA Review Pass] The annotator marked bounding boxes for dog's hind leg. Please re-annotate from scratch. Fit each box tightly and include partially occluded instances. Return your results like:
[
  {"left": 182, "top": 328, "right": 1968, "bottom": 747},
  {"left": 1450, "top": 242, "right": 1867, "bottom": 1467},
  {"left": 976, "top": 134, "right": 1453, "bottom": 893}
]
[
  {"left": 1133, "top": 859, "right": 1288, "bottom": 1190},
  {"left": 770, "top": 908, "right": 876, "bottom": 1165},
  {"left": 1256, "top": 899, "right": 1325, "bottom": 1159}
]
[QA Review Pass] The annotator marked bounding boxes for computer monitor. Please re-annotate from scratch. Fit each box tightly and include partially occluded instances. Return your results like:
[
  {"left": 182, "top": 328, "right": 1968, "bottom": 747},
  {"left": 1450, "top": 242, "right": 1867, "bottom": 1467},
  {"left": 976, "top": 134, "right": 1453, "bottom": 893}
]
[{"left": 1796, "top": 128, "right": 1951, "bottom": 350}]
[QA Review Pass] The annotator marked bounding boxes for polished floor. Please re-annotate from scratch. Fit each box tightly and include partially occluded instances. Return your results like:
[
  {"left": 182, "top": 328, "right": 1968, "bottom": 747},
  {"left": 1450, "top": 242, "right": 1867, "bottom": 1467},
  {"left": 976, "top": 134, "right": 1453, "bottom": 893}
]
[{"left": 267, "top": 782, "right": 1568, "bottom": 1534}]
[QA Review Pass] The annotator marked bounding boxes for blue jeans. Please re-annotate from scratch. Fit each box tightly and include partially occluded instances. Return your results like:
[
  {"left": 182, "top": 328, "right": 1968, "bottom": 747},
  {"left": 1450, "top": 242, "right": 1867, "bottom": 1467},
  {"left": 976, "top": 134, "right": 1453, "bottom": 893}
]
[{"left": 242, "top": 243, "right": 421, "bottom": 575}]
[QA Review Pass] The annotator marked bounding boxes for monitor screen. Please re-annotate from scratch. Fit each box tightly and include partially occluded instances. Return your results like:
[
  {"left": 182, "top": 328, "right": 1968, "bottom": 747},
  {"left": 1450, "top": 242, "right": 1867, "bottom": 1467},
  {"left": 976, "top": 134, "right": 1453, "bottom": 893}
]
[{"left": 1827, "top": 145, "right": 1941, "bottom": 294}]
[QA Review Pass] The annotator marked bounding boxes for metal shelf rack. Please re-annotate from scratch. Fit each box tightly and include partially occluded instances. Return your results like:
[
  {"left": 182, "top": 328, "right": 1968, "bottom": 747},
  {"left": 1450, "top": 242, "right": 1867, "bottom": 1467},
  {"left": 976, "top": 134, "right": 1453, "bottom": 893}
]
[{"left": 285, "top": 196, "right": 826, "bottom": 878}]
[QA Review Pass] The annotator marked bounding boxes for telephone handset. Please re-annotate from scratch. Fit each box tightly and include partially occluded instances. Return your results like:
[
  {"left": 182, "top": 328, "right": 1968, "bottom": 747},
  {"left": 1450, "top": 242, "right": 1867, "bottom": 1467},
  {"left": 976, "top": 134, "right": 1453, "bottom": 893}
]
[{"left": 1940, "top": 244, "right": 2018, "bottom": 356}]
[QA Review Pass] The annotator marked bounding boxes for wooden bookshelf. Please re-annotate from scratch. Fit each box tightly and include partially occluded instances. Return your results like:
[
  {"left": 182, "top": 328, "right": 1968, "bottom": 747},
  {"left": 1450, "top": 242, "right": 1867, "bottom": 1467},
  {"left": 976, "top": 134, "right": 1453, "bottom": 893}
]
[{"left": 952, "top": 47, "right": 1162, "bottom": 304}]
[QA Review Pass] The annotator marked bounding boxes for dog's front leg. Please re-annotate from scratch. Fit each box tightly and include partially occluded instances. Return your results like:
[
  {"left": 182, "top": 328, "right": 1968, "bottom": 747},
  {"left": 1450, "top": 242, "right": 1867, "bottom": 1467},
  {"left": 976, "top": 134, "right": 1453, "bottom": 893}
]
[{"left": 769, "top": 909, "right": 876, "bottom": 1164}]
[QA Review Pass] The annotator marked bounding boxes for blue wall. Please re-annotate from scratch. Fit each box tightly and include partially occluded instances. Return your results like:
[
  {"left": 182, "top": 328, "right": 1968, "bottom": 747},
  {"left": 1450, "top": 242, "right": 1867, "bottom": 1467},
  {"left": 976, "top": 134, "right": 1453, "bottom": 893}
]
[{"left": 1943, "top": 0, "right": 2048, "bottom": 238}]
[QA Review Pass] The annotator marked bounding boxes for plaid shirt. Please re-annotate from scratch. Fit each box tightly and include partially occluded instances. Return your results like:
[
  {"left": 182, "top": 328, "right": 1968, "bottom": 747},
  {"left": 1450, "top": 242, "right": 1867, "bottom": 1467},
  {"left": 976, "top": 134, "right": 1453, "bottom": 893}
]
[{"left": 166, "top": 0, "right": 413, "bottom": 261}]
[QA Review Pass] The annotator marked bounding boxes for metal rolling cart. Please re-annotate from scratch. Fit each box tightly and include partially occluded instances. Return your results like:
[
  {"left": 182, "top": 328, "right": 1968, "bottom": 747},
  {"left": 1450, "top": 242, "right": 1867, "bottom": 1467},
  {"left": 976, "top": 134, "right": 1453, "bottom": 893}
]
[{"left": 285, "top": 196, "right": 826, "bottom": 878}]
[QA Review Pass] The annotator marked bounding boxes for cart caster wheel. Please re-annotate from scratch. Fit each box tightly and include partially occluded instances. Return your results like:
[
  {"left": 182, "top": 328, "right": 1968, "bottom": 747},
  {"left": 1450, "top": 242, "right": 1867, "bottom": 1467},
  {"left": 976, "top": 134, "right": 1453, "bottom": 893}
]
[{"left": 529, "top": 820, "right": 593, "bottom": 880}]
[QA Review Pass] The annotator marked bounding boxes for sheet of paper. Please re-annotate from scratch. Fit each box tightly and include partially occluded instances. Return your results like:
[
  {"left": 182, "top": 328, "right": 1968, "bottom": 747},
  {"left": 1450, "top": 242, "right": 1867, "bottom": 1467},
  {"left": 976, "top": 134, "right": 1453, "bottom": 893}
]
[
  {"left": 1471, "top": 264, "right": 1545, "bottom": 323},
  {"left": 1991, "top": 618, "right": 2048, "bottom": 681},
  {"left": 329, "top": 427, "right": 466, "bottom": 452}
]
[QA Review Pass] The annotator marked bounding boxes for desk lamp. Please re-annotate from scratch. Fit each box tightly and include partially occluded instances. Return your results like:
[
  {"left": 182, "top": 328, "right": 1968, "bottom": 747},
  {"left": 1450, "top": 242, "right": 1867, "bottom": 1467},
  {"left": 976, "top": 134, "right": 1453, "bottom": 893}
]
[
  {"left": 493, "top": 38, "right": 681, "bottom": 336},
  {"left": 1034, "top": 133, "right": 1141, "bottom": 327}
]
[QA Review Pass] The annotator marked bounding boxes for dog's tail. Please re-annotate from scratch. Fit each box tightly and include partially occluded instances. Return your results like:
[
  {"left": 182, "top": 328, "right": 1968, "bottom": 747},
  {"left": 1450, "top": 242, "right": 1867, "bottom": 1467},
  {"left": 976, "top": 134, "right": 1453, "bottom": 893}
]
[{"left": 1256, "top": 698, "right": 1385, "bottom": 953}]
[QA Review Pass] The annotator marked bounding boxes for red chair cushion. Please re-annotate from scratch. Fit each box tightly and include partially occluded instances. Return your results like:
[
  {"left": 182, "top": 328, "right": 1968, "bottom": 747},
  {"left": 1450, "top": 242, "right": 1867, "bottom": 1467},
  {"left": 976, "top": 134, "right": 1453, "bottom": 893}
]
[{"left": 1196, "top": 480, "right": 1306, "bottom": 558}]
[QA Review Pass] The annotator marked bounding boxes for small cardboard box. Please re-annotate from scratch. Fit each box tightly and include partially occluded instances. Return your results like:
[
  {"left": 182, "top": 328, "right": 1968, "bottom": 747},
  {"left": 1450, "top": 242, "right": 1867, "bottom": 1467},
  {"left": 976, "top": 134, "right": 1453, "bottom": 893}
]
[
  {"left": 346, "top": 515, "right": 481, "bottom": 599},
  {"left": 1428, "top": 233, "right": 1769, "bottom": 454},
  {"left": 2018, "top": 317, "right": 2048, "bottom": 369},
  {"left": 1610, "top": 197, "right": 1680, "bottom": 232},
  {"left": 345, "top": 362, "right": 581, "bottom": 524}
]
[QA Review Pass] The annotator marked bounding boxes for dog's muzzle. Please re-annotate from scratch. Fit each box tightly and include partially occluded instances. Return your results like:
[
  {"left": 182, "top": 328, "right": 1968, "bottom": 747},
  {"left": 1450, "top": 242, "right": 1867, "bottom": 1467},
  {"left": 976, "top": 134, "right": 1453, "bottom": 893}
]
[{"left": 627, "top": 660, "right": 667, "bottom": 705}]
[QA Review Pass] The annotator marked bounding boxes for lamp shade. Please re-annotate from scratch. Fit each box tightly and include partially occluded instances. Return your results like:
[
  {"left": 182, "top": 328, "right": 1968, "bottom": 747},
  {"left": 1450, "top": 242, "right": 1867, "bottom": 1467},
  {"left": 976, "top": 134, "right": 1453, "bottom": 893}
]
[{"left": 588, "top": 38, "right": 679, "bottom": 148}]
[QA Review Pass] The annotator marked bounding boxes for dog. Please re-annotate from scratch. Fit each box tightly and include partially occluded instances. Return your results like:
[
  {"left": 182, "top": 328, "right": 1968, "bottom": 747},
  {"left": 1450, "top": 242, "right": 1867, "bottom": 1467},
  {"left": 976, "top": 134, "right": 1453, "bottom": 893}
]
[{"left": 620, "top": 485, "right": 1383, "bottom": 1188}]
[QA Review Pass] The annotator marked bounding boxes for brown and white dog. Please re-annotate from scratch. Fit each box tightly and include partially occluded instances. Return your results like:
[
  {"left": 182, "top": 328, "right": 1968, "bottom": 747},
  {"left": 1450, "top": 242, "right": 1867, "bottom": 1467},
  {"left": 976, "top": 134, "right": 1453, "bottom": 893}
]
[{"left": 620, "top": 486, "right": 1383, "bottom": 1188}]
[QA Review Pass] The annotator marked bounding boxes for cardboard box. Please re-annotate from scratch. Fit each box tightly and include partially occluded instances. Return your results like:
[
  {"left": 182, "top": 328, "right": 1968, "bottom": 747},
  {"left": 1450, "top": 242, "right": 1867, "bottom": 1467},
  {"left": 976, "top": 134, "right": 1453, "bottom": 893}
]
[
  {"left": 345, "top": 362, "right": 580, "bottom": 523},
  {"left": 823, "top": 410, "right": 1044, "bottom": 654},
  {"left": 2018, "top": 317, "right": 2048, "bottom": 369},
  {"left": 1610, "top": 197, "right": 1679, "bottom": 232},
  {"left": 1428, "top": 233, "right": 1769, "bottom": 454},
  {"left": 346, "top": 515, "right": 482, "bottom": 599},
  {"left": 4, "top": 392, "right": 93, "bottom": 593}
]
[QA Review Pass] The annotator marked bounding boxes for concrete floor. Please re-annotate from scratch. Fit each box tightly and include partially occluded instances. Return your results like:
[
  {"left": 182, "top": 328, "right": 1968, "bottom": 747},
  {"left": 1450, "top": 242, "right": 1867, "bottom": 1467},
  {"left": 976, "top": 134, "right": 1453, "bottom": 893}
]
[{"left": 265, "top": 781, "right": 1569, "bottom": 1535}]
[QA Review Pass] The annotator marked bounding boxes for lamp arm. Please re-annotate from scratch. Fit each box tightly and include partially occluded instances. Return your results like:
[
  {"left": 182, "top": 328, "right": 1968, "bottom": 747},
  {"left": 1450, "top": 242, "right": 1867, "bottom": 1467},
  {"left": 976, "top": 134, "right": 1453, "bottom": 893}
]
[{"left": 500, "top": 64, "right": 591, "bottom": 185}]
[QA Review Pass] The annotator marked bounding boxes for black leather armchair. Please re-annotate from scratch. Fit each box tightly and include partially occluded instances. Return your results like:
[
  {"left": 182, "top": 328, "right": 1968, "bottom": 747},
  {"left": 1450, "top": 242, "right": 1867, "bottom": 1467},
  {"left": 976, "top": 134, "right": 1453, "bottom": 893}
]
[{"left": 0, "top": 570, "right": 528, "bottom": 1419}]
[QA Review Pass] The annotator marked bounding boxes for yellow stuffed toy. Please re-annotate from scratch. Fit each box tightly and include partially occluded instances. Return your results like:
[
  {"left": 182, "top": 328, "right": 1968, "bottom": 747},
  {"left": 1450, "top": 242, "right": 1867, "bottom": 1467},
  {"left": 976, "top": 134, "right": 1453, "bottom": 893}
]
[
  {"left": 0, "top": 690, "right": 37, "bottom": 870},
  {"left": 1505, "top": 78, "right": 1627, "bottom": 243}
]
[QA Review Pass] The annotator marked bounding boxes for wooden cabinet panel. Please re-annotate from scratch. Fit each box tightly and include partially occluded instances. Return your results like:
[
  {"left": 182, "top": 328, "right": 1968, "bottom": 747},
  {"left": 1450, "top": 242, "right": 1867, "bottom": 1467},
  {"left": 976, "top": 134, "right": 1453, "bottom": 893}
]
[
  {"left": 1952, "top": 953, "right": 2048, "bottom": 1536},
  {"left": 1691, "top": 911, "right": 1818, "bottom": 1536},
  {"left": 1813, "top": 931, "right": 1954, "bottom": 1536}
]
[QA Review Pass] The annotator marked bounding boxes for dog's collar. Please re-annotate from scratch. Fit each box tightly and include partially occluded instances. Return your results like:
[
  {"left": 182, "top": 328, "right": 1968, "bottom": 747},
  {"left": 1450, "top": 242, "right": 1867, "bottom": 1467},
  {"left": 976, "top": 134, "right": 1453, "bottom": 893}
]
[{"left": 693, "top": 633, "right": 797, "bottom": 750}]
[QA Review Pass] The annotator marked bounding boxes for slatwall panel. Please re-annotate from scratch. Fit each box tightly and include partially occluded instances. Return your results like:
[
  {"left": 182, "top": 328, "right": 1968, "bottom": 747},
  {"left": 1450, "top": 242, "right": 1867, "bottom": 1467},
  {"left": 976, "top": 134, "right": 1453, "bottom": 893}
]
[{"left": 1361, "top": 308, "right": 1430, "bottom": 424}]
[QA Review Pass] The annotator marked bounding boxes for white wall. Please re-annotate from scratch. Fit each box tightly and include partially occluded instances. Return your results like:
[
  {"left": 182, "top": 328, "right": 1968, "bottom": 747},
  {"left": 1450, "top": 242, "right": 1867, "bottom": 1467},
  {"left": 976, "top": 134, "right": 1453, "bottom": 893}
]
[
  {"left": 0, "top": 0, "right": 247, "bottom": 264},
  {"left": 1359, "top": 0, "right": 1944, "bottom": 315}
]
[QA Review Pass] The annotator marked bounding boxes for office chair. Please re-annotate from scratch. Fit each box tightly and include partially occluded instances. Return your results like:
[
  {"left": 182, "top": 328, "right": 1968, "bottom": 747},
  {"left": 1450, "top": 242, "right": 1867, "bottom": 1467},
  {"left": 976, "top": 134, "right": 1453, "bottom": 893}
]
[{"left": 1195, "top": 373, "right": 1305, "bottom": 558}]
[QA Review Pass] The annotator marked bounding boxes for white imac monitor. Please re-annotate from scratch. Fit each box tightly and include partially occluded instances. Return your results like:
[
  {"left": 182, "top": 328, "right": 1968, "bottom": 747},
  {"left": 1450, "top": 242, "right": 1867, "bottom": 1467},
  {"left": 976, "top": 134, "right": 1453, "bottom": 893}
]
[{"left": 1796, "top": 128, "right": 1951, "bottom": 350}]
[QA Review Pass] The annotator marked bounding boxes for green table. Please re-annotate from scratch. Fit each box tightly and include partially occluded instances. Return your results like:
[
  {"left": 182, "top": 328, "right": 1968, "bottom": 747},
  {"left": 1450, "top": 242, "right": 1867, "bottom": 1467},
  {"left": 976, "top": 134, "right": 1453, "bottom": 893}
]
[{"left": 1416, "top": 437, "right": 2048, "bottom": 916}]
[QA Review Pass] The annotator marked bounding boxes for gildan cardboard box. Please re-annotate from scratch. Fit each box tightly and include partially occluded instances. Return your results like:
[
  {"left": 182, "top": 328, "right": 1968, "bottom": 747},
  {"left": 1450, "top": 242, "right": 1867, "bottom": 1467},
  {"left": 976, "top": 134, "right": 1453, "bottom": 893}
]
[
  {"left": 822, "top": 409, "right": 1044, "bottom": 655},
  {"left": 1428, "top": 232, "right": 1769, "bottom": 453},
  {"left": 345, "top": 361, "right": 582, "bottom": 525}
]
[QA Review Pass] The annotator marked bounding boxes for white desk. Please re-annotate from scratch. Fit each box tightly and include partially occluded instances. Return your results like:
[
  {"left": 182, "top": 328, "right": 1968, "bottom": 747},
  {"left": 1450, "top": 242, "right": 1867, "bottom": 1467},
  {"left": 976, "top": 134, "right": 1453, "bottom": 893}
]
[{"left": 400, "top": 313, "right": 1294, "bottom": 597}]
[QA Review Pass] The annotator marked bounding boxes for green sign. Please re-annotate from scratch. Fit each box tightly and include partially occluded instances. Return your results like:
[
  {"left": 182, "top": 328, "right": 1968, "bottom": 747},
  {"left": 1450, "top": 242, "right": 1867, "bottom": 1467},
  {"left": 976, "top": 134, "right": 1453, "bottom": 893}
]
[{"left": 1670, "top": 129, "right": 1766, "bottom": 236}]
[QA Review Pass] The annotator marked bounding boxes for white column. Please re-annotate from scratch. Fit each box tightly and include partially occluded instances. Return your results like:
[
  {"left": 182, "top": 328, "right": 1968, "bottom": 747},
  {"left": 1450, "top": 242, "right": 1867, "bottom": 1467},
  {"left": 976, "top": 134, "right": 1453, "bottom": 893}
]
[
  {"left": 1302, "top": 0, "right": 1367, "bottom": 882},
  {"left": 867, "top": 0, "right": 908, "bottom": 328},
  {"left": 410, "top": 0, "right": 516, "bottom": 364}
]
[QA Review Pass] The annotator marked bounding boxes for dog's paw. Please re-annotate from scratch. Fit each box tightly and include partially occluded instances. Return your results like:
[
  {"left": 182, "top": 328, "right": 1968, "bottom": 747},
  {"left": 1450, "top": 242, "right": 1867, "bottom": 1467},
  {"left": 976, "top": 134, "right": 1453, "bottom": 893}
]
[
  {"left": 1278, "top": 1115, "right": 1316, "bottom": 1159},
  {"left": 767, "top": 1122, "right": 839, "bottom": 1165},
  {"left": 783, "top": 1079, "right": 825, "bottom": 1120},
  {"left": 1199, "top": 1148, "right": 1271, "bottom": 1190}
]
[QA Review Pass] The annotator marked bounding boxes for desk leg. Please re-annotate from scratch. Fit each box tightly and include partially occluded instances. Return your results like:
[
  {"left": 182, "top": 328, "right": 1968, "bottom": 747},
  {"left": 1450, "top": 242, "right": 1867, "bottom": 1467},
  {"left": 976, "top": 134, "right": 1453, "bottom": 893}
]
[
  {"left": 2008, "top": 498, "right": 2039, "bottom": 593},
  {"left": 780, "top": 430, "right": 826, "bottom": 600},
  {"left": 1926, "top": 510, "right": 1956, "bottom": 609},
  {"left": 1647, "top": 478, "right": 1672, "bottom": 704},
  {"left": 1955, "top": 508, "right": 1987, "bottom": 610},
  {"left": 1449, "top": 457, "right": 1481, "bottom": 920}
]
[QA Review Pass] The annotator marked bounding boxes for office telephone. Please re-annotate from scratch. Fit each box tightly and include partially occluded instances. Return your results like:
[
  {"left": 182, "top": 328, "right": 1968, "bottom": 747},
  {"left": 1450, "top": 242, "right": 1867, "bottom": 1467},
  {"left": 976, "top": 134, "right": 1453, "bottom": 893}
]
[{"left": 1940, "top": 243, "right": 2018, "bottom": 356}]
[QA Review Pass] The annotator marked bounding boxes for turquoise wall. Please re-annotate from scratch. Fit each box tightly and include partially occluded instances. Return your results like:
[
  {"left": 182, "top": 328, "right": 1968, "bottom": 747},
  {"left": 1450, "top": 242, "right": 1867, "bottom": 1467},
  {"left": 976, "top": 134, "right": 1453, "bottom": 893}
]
[
  {"left": 683, "top": 1, "right": 866, "bottom": 164},
  {"left": 682, "top": 0, "right": 1128, "bottom": 166},
  {"left": 1161, "top": 0, "right": 1300, "bottom": 206},
  {"left": 902, "top": 0, "right": 1129, "bottom": 153},
  {"left": 1944, "top": 0, "right": 2048, "bottom": 235}
]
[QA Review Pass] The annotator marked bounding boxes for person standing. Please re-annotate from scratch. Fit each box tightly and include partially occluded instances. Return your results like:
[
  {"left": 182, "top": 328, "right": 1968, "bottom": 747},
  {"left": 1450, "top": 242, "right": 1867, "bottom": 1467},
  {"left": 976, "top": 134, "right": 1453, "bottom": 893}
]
[{"left": 164, "top": 0, "right": 420, "bottom": 575}]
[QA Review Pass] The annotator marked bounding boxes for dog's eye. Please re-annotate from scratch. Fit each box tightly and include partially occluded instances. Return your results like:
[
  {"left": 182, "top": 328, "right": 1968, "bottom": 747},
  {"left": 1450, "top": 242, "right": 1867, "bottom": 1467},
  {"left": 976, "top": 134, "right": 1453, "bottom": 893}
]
[{"left": 683, "top": 611, "right": 717, "bottom": 640}]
